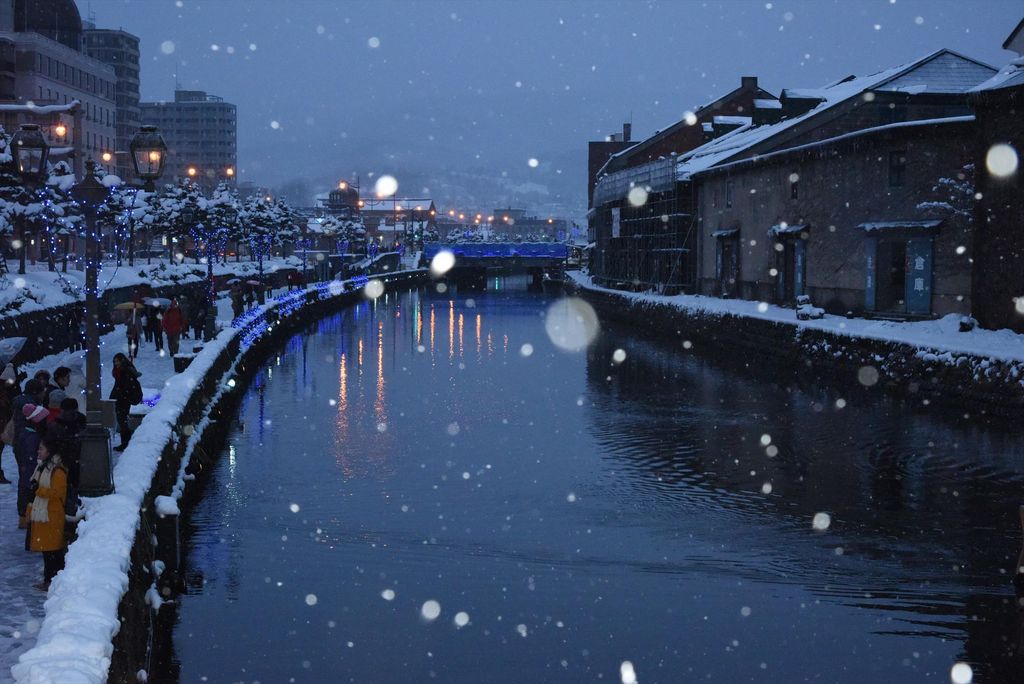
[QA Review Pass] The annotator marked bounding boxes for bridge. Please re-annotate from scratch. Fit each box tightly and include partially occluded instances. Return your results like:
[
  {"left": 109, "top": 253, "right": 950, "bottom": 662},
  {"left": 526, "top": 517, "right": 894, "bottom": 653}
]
[
  {"left": 422, "top": 243, "right": 568, "bottom": 288},
  {"left": 423, "top": 242, "right": 568, "bottom": 265}
]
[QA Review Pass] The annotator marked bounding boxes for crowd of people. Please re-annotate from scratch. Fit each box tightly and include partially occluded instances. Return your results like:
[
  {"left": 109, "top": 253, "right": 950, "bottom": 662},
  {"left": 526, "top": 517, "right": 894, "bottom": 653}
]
[
  {"left": 123, "top": 294, "right": 206, "bottom": 359},
  {"left": 0, "top": 351, "right": 143, "bottom": 591},
  {"left": 0, "top": 365, "right": 86, "bottom": 591}
]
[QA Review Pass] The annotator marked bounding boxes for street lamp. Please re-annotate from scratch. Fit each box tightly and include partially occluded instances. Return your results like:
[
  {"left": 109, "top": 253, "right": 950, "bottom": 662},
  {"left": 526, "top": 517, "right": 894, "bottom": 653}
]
[
  {"left": 69, "top": 160, "right": 114, "bottom": 496},
  {"left": 11, "top": 124, "right": 49, "bottom": 275},
  {"left": 125, "top": 125, "right": 168, "bottom": 265},
  {"left": 129, "top": 125, "right": 167, "bottom": 192}
]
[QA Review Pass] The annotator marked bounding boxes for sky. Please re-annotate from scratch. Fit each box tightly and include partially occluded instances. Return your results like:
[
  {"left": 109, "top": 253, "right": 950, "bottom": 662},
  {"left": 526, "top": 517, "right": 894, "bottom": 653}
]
[{"left": 82, "top": 0, "right": 1022, "bottom": 218}]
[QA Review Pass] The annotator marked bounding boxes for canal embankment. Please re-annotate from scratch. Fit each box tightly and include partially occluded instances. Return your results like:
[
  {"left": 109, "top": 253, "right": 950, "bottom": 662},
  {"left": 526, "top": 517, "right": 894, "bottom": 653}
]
[
  {"left": 568, "top": 272, "right": 1024, "bottom": 414},
  {"left": 10, "top": 269, "right": 428, "bottom": 684}
]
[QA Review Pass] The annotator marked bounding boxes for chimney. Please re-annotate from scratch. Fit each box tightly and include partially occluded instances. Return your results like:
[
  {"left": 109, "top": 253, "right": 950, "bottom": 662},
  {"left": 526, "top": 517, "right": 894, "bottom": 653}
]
[
  {"left": 623, "top": 122, "right": 632, "bottom": 142},
  {"left": 741, "top": 76, "right": 758, "bottom": 91}
]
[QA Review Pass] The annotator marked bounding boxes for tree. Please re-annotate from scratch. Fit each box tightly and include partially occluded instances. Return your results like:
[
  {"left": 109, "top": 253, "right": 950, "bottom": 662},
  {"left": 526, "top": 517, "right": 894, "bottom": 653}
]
[
  {"left": 147, "top": 179, "right": 208, "bottom": 263},
  {"left": 240, "top": 197, "right": 282, "bottom": 303},
  {"left": 207, "top": 182, "right": 242, "bottom": 263},
  {"left": 917, "top": 163, "right": 975, "bottom": 221}
]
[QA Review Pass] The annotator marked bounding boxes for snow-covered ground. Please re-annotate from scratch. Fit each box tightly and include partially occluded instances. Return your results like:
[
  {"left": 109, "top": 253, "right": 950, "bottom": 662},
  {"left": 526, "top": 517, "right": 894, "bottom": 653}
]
[
  {"left": 569, "top": 272, "right": 1024, "bottom": 365},
  {"left": 0, "top": 256, "right": 303, "bottom": 318}
]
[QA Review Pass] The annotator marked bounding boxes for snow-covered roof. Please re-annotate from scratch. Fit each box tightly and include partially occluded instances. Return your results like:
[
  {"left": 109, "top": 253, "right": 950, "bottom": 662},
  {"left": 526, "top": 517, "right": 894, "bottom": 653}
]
[
  {"left": 970, "top": 56, "right": 1024, "bottom": 93},
  {"left": 712, "top": 115, "right": 751, "bottom": 126},
  {"left": 754, "top": 99, "right": 782, "bottom": 109},
  {"left": 875, "top": 50, "right": 996, "bottom": 94},
  {"left": 0, "top": 100, "right": 80, "bottom": 114},
  {"left": 858, "top": 220, "right": 942, "bottom": 232},
  {"left": 705, "top": 115, "right": 974, "bottom": 177},
  {"left": 711, "top": 228, "right": 738, "bottom": 238},
  {"left": 675, "top": 49, "right": 993, "bottom": 181}
]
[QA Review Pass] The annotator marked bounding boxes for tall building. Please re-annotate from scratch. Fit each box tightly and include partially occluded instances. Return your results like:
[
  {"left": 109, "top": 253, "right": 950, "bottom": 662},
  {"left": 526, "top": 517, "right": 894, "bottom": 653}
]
[
  {"left": 140, "top": 89, "right": 237, "bottom": 190},
  {"left": 82, "top": 23, "right": 140, "bottom": 182},
  {"left": 0, "top": 0, "right": 118, "bottom": 175}
]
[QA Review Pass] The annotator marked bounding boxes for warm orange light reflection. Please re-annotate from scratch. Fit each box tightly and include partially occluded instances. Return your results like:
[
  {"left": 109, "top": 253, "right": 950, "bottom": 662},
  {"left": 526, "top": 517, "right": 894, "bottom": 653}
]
[
  {"left": 476, "top": 313, "right": 481, "bottom": 355},
  {"left": 458, "top": 313, "right": 464, "bottom": 357},
  {"left": 448, "top": 300, "right": 455, "bottom": 359},
  {"left": 429, "top": 304, "right": 436, "bottom": 353}
]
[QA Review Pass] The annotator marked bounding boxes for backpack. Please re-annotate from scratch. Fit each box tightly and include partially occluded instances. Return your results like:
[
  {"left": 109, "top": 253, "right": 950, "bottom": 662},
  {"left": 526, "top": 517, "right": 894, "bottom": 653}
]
[{"left": 128, "top": 375, "right": 143, "bottom": 406}]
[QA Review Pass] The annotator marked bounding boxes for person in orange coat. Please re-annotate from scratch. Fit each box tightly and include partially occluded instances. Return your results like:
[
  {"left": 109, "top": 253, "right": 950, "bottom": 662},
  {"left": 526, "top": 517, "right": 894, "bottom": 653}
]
[
  {"left": 162, "top": 299, "right": 187, "bottom": 355},
  {"left": 26, "top": 435, "right": 67, "bottom": 591}
]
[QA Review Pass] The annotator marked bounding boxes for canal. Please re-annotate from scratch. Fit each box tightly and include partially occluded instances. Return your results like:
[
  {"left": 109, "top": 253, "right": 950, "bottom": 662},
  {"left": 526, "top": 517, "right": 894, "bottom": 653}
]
[{"left": 161, "top": 277, "right": 1024, "bottom": 682}]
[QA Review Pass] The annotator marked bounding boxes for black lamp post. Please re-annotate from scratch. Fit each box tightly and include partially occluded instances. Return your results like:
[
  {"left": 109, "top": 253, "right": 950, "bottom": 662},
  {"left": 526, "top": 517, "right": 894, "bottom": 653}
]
[
  {"left": 11, "top": 124, "right": 49, "bottom": 275},
  {"left": 69, "top": 160, "right": 114, "bottom": 496}
]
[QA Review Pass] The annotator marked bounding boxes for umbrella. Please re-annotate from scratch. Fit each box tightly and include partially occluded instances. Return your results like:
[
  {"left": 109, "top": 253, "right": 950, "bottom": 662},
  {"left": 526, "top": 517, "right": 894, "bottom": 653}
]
[
  {"left": 144, "top": 297, "right": 172, "bottom": 307},
  {"left": 245, "top": 280, "right": 262, "bottom": 286},
  {"left": 114, "top": 302, "right": 146, "bottom": 310},
  {"left": 226, "top": 278, "right": 241, "bottom": 284},
  {"left": 0, "top": 337, "right": 26, "bottom": 365}
]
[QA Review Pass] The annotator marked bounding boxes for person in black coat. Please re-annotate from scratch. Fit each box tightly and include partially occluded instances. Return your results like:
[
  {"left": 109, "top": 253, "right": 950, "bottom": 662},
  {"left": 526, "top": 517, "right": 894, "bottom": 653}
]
[
  {"left": 110, "top": 353, "right": 141, "bottom": 452},
  {"left": 51, "top": 397, "right": 85, "bottom": 488}
]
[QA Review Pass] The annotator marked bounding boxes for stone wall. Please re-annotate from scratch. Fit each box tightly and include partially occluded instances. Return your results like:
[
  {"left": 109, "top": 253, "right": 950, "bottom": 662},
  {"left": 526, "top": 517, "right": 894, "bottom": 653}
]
[{"left": 574, "top": 283, "right": 1024, "bottom": 416}]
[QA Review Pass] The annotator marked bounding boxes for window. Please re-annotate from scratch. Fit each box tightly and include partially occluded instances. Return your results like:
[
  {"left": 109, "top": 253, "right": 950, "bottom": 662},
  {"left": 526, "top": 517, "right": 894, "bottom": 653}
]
[
  {"left": 889, "top": 150, "right": 906, "bottom": 187},
  {"left": 790, "top": 178, "right": 799, "bottom": 199},
  {"left": 725, "top": 180, "right": 733, "bottom": 208}
]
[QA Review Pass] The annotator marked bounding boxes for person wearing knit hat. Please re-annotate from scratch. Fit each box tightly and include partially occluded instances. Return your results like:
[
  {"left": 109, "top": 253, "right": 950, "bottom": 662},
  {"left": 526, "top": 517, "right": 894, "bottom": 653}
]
[
  {"left": 46, "top": 390, "right": 66, "bottom": 423},
  {"left": 15, "top": 403, "right": 48, "bottom": 528}
]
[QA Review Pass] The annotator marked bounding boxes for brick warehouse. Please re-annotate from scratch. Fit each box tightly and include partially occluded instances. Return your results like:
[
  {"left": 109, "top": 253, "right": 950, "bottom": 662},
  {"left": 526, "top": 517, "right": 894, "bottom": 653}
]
[
  {"left": 587, "top": 75, "right": 775, "bottom": 293},
  {"left": 696, "top": 116, "right": 976, "bottom": 318},
  {"left": 970, "top": 29, "right": 1024, "bottom": 332},
  {"left": 588, "top": 48, "right": 1010, "bottom": 323}
]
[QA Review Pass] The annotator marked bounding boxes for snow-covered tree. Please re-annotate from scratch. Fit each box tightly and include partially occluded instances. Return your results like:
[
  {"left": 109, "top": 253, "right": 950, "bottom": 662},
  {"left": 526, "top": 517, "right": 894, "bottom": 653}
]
[
  {"left": 147, "top": 180, "right": 208, "bottom": 263},
  {"left": 917, "top": 163, "right": 975, "bottom": 221},
  {"left": 207, "top": 182, "right": 242, "bottom": 262}
]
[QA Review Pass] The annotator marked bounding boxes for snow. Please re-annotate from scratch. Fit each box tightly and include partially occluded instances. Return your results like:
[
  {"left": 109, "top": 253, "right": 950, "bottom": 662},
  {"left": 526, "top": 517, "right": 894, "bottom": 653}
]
[
  {"left": 970, "top": 56, "right": 1024, "bottom": 92},
  {"left": 8, "top": 269, "right": 425, "bottom": 683},
  {"left": 767, "top": 223, "right": 807, "bottom": 236},
  {"left": 0, "top": 257, "right": 302, "bottom": 321},
  {"left": 0, "top": 101, "right": 80, "bottom": 114},
  {"left": 568, "top": 272, "right": 1024, "bottom": 366},
  {"left": 753, "top": 98, "right": 782, "bottom": 109},
  {"left": 858, "top": 220, "right": 941, "bottom": 232},
  {"left": 672, "top": 50, "right": 985, "bottom": 181}
]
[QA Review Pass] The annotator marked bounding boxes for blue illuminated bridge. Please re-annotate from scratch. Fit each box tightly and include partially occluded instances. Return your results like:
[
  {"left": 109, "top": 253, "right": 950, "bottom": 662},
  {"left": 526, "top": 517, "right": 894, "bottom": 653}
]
[
  {"left": 423, "top": 242, "right": 568, "bottom": 266},
  {"left": 422, "top": 243, "right": 568, "bottom": 286}
]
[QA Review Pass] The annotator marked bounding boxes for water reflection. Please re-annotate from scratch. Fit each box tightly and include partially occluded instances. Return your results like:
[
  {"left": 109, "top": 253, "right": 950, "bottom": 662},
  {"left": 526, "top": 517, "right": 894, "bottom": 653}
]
[{"left": 166, "top": 280, "right": 1024, "bottom": 683}]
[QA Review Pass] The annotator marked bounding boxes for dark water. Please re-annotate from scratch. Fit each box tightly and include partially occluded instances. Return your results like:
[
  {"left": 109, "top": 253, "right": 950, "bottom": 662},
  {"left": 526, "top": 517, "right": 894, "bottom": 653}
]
[{"left": 165, "top": 278, "right": 1024, "bottom": 683}]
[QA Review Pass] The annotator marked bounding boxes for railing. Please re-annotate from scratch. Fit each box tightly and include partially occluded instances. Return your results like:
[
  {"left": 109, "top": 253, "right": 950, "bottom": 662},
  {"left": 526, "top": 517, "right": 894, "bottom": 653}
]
[{"left": 423, "top": 243, "right": 568, "bottom": 260}]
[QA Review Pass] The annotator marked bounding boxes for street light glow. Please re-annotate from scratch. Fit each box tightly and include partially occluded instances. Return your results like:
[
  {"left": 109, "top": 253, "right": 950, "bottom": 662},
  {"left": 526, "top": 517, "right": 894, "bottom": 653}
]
[
  {"left": 187, "top": 166, "right": 197, "bottom": 177},
  {"left": 226, "top": 166, "right": 235, "bottom": 176},
  {"left": 101, "top": 151, "right": 113, "bottom": 162},
  {"left": 339, "top": 181, "right": 347, "bottom": 189},
  {"left": 54, "top": 124, "right": 66, "bottom": 137}
]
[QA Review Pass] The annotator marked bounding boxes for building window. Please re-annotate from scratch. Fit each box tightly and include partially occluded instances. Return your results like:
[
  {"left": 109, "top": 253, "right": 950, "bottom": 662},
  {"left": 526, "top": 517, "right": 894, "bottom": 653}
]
[
  {"left": 725, "top": 181, "right": 733, "bottom": 209},
  {"left": 889, "top": 150, "right": 906, "bottom": 187}
]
